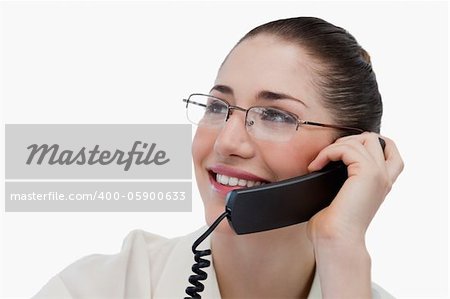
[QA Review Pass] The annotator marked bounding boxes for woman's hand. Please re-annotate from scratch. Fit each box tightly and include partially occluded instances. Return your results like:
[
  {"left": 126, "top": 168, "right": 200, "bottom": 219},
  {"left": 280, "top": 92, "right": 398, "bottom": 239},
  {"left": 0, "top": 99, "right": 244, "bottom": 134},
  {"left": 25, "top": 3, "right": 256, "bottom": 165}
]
[
  {"left": 306, "top": 132, "right": 404, "bottom": 297},
  {"left": 307, "top": 132, "right": 403, "bottom": 243}
]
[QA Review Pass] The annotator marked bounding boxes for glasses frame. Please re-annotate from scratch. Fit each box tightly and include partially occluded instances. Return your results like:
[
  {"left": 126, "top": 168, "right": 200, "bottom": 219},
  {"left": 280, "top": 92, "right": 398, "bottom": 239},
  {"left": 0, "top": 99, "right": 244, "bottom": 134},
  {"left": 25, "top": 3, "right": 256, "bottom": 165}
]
[{"left": 183, "top": 93, "right": 364, "bottom": 135}]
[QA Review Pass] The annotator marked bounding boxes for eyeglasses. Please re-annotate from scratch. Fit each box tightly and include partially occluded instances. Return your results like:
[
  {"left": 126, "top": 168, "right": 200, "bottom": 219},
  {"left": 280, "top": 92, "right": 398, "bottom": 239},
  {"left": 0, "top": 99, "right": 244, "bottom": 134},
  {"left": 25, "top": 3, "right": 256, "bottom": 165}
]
[{"left": 183, "top": 93, "right": 364, "bottom": 142}]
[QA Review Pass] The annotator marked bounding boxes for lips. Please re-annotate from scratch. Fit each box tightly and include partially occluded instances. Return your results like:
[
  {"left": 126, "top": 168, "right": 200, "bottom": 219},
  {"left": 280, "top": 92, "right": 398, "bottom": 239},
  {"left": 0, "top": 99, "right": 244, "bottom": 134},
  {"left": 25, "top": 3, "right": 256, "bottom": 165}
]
[
  {"left": 207, "top": 165, "right": 270, "bottom": 196},
  {"left": 215, "top": 173, "right": 265, "bottom": 188}
]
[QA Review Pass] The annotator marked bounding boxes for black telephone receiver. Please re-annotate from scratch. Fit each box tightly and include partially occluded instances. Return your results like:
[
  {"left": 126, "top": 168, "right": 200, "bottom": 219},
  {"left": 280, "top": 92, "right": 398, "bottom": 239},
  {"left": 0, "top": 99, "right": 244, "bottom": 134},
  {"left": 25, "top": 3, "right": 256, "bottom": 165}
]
[
  {"left": 186, "top": 162, "right": 351, "bottom": 297},
  {"left": 225, "top": 137, "right": 386, "bottom": 235},
  {"left": 225, "top": 161, "right": 347, "bottom": 234}
]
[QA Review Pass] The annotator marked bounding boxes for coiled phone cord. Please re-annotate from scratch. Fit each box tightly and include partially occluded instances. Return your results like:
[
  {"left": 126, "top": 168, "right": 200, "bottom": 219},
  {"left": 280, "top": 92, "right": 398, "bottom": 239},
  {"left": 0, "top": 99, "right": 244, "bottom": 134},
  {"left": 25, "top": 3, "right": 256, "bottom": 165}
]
[{"left": 184, "top": 211, "right": 229, "bottom": 299}]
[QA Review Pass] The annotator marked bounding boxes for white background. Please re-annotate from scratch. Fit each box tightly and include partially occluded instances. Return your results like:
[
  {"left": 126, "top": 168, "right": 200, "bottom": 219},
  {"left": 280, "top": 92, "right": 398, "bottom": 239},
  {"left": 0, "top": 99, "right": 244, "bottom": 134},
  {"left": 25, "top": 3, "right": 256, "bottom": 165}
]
[{"left": 0, "top": 1, "right": 448, "bottom": 298}]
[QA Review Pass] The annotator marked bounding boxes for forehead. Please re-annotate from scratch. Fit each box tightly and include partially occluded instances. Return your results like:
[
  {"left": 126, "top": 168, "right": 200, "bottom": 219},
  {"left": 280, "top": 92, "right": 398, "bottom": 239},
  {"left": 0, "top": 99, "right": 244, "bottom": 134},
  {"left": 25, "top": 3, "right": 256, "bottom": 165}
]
[{"left": 216, "top": 35, "right": 321, "bottom": 106}]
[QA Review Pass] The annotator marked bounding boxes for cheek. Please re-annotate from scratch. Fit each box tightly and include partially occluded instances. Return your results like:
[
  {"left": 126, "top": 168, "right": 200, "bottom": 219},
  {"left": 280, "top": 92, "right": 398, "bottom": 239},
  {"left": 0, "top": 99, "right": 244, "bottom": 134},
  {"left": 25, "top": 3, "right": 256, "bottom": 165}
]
[
  {"left": 192, "top": 127, "right": 232, "bottom": 230},
  {"left": 192, "top": 126, "right": 222, "bottom": 199},
  {"left": 261, "top": 132, "right": 334, "bottom": 180},
  {"left": 192, "top": 127, "right": 214, "bottom": 175}
]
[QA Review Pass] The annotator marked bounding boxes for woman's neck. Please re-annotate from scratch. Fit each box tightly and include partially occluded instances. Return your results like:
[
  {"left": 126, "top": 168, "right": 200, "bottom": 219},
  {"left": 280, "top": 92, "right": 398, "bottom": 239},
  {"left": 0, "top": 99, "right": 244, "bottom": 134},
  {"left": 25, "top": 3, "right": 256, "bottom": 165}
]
[{"left": 211, "top": 223, "right": 316, "bottom": 299}]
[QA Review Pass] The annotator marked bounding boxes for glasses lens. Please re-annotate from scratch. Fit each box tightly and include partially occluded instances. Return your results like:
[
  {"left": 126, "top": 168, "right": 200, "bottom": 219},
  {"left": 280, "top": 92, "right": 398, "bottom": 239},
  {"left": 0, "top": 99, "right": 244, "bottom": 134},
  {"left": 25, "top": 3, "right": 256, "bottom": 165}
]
[
  {"left": 246, "top": 107, "right": 297, "bottom": 142},
  {"left": 186, "top": 95, "right": 228, "bottom": 126}
]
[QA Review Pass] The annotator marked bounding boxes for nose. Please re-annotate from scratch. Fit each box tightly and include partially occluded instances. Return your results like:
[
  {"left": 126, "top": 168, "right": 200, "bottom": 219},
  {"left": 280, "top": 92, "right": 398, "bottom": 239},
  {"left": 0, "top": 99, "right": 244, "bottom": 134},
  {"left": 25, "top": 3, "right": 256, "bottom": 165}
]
[{"left": 213, "top": 111, "right": 255, "bottom": 159}]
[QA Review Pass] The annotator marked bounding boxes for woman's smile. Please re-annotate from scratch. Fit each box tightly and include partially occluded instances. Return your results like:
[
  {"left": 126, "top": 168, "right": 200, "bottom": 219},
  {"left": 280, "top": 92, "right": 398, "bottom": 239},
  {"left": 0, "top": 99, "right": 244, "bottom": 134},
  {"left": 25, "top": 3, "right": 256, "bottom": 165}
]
[{"left": 207, "top": 164, "right": 271, "bottom": 196}]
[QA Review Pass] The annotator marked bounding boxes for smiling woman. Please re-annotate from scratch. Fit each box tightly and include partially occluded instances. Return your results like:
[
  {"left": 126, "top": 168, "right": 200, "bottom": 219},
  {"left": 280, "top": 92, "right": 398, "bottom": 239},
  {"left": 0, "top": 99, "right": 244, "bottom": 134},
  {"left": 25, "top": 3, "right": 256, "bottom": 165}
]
[{"left": 33, "top": 16, "right": 403, "bottom": 299}]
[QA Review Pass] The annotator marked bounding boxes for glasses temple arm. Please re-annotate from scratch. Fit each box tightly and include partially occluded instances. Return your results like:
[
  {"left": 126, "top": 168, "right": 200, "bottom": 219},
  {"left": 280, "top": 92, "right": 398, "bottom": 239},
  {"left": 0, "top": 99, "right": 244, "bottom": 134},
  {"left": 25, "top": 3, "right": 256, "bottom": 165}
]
[
  {"left": 183, "top": 98, "right": 207, "bottom": 108},
  {"left": 301, "top": 120, "right": 364, "bottom": 134}
]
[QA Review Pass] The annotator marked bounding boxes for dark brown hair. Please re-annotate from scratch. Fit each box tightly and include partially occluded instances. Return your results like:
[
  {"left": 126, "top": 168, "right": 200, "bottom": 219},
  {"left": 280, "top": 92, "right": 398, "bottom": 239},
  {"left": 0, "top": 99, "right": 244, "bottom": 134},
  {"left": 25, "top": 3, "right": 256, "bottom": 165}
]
[{"left": 235, "top": 17, "right": 382, "bottom": 134}]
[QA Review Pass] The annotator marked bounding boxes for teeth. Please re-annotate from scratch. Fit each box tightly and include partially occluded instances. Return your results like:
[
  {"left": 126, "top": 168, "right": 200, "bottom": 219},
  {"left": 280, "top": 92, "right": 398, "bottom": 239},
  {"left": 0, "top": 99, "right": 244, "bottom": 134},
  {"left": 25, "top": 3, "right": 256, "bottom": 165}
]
[
  {"left": 228, "top": 177, "right": 238, "bottom": 186},
  {"left": 215, "top": 173, "right": 265, "bottom": 187},
  {"left": 219, "top": 174, "right": 229, "bottom": 185},
  {"left": 238, "top": 179, "right": 247, "bottom": 186}
]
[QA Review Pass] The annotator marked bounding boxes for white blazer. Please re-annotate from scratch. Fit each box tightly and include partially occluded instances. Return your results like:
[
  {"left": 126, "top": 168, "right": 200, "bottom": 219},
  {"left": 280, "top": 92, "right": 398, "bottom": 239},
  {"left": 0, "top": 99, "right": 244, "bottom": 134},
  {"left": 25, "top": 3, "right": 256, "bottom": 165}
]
[{"left": 33, "top": 227, "right": 394, "bottom": 299}]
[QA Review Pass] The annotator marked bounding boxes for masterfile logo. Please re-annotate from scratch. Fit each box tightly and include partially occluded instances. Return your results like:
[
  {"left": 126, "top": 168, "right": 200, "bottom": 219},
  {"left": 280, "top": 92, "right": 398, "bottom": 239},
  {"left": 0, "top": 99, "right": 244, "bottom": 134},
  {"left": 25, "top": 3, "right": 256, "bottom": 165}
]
[
  {"left": 26, "top": 141, "right": 170, "bottom": 171},
  {"left": 4, "top": 124, "right": 192, "bottom": 212},
  {"left": 6, "top": 124, "right": 190, "bottom": 179}
]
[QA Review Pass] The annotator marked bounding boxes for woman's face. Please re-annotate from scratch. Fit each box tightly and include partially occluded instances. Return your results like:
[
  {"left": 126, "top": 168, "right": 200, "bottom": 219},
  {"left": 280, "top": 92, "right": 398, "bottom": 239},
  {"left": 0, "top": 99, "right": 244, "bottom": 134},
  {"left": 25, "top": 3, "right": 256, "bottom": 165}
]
[{"left": 192, "top": 34, "right": 336, "bottom": 231}]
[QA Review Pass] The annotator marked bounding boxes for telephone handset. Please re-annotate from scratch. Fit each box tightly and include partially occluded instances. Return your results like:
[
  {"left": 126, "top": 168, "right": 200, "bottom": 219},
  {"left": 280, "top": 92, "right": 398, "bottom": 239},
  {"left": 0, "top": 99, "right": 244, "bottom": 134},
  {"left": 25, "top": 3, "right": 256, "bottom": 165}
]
[
  {"left": 185, "top": 138, "right": 386, "bottom": 298},
  {"left": 225, "top": 137, "right": 385, "bottom": 234},
  {"left": 184, "top": 162, "right": 347, "bottom": 298},
  {"left": 225, "top": 161, "right": 347, "bottom": 234}
]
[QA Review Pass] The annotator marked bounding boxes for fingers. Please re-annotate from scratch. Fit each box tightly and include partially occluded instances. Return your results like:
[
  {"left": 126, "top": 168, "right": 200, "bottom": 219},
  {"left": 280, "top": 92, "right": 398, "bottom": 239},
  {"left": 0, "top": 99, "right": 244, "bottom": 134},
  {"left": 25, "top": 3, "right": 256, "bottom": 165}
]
[
  {"left": 342, "top": 133, "right": 404, "bottom": 184},
  {"left": 308, "top": 132, "right": 378, "bottom": 173},
  {"left": 308, "top": 142, "right": 367, "bottom": 174},
  {"left": 335, "top": 132, "right": 385, "bottom": 163},
  {"left": 382, "top": 136, "right": 405, "bottom": 184},
  {"left": 332, "top": 133, "right": 387, "bottom": 170},
  {"left": 308, "top": 132, "right": 404, "bottom": 188}
]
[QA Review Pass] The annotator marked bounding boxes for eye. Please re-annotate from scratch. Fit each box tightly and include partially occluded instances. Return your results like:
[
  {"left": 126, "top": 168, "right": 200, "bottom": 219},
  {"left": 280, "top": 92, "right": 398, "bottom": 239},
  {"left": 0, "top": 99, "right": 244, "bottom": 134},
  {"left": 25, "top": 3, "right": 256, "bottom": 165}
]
[
  {"left": 260, "top": 108, "right": 297, "bottom": 124},
  {"left": 206, "top": 99, "right": 228, "bottom": 114}
]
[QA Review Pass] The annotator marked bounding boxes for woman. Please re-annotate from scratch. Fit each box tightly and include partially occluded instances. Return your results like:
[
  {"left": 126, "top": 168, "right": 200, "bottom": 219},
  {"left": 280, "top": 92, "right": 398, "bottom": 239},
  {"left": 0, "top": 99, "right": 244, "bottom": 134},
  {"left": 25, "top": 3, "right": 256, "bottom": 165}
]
[{"left": 34, "top": 17, "right": 403, "bottom": 299}]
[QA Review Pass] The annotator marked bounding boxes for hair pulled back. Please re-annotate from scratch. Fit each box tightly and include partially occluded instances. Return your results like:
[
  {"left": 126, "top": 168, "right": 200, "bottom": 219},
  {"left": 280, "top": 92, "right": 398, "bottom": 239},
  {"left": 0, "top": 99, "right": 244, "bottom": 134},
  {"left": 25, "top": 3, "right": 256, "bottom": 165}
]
[{"left": 237, "top": 17, "right": 382, "bottom": 134}]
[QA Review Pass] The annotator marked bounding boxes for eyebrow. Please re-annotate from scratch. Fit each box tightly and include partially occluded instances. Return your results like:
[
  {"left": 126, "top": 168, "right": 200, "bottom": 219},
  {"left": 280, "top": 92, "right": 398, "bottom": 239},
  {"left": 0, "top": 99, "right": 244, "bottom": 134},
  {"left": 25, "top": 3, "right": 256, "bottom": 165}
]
[{"left": 210, "top": 84, "right": 308, "bottom": 107}]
